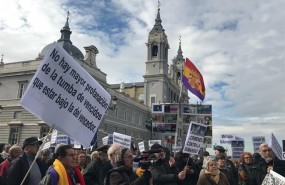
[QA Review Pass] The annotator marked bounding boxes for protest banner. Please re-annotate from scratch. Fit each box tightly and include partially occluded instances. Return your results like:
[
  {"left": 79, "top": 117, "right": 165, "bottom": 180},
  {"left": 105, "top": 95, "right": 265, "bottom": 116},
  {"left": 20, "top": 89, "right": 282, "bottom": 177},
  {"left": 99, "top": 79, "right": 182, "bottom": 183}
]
[
  {"left": 183, "top": 121, "right": 207, "bottom": 155},
  {"left": 55, "top": 135, "right": 70, "bottom": 145},
  {"left": 269, "top": 133, "right": 282, "bottom": 160},
  {"left": 262, "top": 170, "right": 285, "bottom": 185},
  {"left": 220, "top": 134, "right": 236, "bottom": 144},
  {"left": 50, "top": 129, "right": 58, "bottom": 144},
  {"left": 138, "top": 141, "right": 145, "bottom": 152},
  {"left": 74, "top": 141, "right": 82, "bottom": 149},
  {"left": 113, "top": 132, "right": 132, "bottom": 149},
  {"left": 20, "top": 42, "right": 111, "bottom": 147},
  {"left": 252, "top": 136, "right": 265, "bottom": 153},
  {"left": 102, "top": 136, "right": 108, "bottom": 145},
  {"left": 231, "top": 136, "right": 244, "bottom": 160},
  {"left": 148, "top": 140, "right": 162, "bottom": 149}
]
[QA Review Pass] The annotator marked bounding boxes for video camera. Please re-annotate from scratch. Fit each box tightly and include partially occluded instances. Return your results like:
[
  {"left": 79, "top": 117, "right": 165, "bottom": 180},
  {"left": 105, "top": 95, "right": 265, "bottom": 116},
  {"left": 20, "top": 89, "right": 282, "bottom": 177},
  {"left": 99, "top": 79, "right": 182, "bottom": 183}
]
[{"left": 133, "top": 148, "right": 164, "bottom": 170}]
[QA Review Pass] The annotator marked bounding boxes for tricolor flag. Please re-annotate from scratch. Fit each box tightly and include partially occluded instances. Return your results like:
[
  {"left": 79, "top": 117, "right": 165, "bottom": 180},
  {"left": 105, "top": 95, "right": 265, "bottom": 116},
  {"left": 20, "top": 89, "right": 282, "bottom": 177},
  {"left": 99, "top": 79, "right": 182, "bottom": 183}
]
[{"left": 182, "top": 58, "right": 206, "bottom": 101}]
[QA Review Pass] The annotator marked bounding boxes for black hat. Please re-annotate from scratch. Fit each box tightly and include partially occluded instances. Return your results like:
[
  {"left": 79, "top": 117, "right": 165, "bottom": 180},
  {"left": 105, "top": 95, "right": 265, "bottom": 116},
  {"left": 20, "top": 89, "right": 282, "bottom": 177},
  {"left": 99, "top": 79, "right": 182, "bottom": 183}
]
[
  {"left": 22, "top": 137, "right": 43, "bottom": 149},
  {"left": 96, "top": 145, "right": 110, "bottom": 153},
  {"left": 213, "top": 145, "right": 226, "bottom": 152},
  {"left": 151, "top": 143, "right": 163, "bottom": 150}
]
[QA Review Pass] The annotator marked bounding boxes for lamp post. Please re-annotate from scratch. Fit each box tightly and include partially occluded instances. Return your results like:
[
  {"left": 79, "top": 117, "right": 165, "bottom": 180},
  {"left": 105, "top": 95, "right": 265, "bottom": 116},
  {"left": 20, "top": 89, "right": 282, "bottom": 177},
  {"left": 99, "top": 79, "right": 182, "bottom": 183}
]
[{"left": 108, "top": 96, "right": 118, "bottom": 111}]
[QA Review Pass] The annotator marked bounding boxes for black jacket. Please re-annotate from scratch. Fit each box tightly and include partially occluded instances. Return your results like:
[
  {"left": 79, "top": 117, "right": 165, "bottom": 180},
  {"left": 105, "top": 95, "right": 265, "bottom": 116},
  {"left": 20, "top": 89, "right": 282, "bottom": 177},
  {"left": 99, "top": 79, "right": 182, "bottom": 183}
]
[
  {"left": 6, "top": 153, "right": 47, "bottom": 185},
  {"left": 149, "top": 159, "right": 180, "bottom": 185},
  {"left": 251, "top": 156, "right": 285, "bottom": 185},
  {"left": 83, "top": 158, "right": 113, "bottom": 185}
]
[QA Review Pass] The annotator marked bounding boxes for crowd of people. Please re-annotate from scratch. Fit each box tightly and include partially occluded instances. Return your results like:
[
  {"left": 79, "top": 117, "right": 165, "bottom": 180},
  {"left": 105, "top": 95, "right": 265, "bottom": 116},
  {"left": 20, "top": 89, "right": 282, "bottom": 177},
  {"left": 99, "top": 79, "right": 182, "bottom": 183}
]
[{"left": 0, "top": 137, "right": 285, "bottom": 185}]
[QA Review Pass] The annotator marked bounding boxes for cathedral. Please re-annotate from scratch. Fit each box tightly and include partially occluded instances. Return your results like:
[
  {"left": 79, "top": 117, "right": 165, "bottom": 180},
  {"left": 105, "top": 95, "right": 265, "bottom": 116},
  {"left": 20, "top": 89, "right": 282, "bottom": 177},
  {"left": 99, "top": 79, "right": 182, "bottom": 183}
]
[{"left": 0, "top": 6, "right": 189, "bottom": 149}]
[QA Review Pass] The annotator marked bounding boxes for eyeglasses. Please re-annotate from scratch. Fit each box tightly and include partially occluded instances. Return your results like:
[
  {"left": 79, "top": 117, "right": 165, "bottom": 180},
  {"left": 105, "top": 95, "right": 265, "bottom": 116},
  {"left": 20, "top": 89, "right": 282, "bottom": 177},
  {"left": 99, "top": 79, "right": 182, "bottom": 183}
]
[{"left": 244, "top": 157, "right": 252, "bottom": 159}]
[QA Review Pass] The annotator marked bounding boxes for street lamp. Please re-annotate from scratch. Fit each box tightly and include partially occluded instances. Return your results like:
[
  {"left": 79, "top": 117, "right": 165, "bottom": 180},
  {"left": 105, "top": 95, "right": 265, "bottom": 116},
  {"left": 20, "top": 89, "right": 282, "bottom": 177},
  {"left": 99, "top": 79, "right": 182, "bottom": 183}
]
[
  {"left": 0, "top": 105, "right": 3, "bottom": 113},
  {"left": 108, "top": 96, "right": 118, "bottom": 111}
]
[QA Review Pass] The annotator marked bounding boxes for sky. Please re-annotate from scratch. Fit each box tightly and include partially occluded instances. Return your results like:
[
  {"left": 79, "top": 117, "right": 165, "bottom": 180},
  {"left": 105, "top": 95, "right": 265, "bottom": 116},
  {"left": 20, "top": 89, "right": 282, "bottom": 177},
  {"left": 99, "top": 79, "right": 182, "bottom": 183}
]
[{"left": 1, "top": 0, "right": 285, "bottom": 155}]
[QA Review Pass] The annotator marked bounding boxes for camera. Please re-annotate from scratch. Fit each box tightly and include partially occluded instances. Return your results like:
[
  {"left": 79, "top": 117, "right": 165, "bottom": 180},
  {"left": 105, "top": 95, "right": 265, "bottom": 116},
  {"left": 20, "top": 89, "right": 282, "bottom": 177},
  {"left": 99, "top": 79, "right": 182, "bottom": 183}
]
[{"left": 133, "top": 148, "right": 164, "bottom": 170}]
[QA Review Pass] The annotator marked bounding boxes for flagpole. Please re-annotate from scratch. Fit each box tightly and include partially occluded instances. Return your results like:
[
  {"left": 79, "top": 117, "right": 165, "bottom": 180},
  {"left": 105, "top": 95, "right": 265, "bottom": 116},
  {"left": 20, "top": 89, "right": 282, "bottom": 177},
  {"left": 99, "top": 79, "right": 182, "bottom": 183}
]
[{"left": 174, "top": 60, "right": 185, "bottom": 154}]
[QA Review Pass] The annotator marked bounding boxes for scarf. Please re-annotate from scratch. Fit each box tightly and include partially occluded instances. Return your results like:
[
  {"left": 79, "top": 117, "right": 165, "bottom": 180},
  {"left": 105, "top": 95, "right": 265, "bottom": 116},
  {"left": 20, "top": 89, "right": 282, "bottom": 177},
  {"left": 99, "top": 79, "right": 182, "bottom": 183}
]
[
  {"left": 53, "top": 159, "right": 86, "bottom": 185},
  {"left": 205, "top": 169, "right": 220, "bottom": 184}
]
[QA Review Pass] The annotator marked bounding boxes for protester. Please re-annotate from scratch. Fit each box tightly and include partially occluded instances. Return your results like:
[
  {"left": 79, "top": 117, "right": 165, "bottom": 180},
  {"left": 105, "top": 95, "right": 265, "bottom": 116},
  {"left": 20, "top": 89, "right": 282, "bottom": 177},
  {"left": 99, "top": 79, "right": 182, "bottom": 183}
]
[
  {"left": 214, "top": 145, "right": 238, "bottom": 185},
  {"left": 149, "top": 143, "right": 186, "bottom": 185},
  {"left": 76, "top": 151, "right": 87, "bottom": 172},
  {"left": 174, "top": 151, "right": 199, "bottom": 185},
  {"left": 197, "top": 156, "right": 229, "bottom": 185},
  {"left": 107, "top": 143, "right": 121, "bottom": 168},
  {"left": 6, "top": 137, "right": 47, "bottom": 185},
  {"left": 0, "top": 144, "right": 22, "bottom": 181},
  {"left": 105, "top": 146, "right": 152, "bottom": 185},
  {"left": 0, "top": 145, "right": 10, "bottom": 160},
  {"left": 39, "top": 144, "right": 86, "bottom": 185},
  {"left": 83, "top": 145, "right": 112, "bottom": 185},
  {"left": 215, "top": 153, "right": 234, "bottom": 185},
  {"left": 238, "top": 152, "right": 254, "bottom": 185},
  {"left": 251, "top": 143, "right": 285, "bottom": 184},
  {"left": 90, "top": 151, "right": 98, "bottom": 162}
]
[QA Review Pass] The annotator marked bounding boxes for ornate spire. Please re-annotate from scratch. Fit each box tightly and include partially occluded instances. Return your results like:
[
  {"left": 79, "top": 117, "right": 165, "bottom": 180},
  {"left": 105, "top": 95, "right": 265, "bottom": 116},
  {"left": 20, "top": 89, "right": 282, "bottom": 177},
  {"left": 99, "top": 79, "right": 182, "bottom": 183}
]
[
  {"left": 58, "top": 10, "right": 72, "bottom": 44},
  {"left": 176, "top": 36, "right": 184, "bottom": 60},
  {"left": 149, "top": 0, "right": 164, "bottom": 34}
]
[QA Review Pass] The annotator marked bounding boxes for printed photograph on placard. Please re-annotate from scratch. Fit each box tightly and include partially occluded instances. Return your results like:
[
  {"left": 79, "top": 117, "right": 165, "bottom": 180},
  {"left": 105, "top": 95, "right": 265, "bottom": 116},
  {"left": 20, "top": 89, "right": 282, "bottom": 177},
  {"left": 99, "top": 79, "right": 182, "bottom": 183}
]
[
  {"left": 164, "top": 114, "right": 177, "bottom": 123},
  {"left": 152, "top": 114, "right": 164, "bottom": 123},
  {"left": 204, "top": 116, "right": 212, "bottom": 125},
  {"left": 190, "top": 122, "right": 207, "bottom": 137},
  {"left": 232, "top": 140, "right": 244, "bottom": 147},
  {"left": 182, "top": 115, "right": 196, "bottom": 123},
  {"left": 182, "top": 124, "right": 189, "bottom": 135},
  {"left": 197, "top": 105, "right": 212, "bottom": 114},
  {"left": 153, "top": 123, "right": 165, "bottom": 132},
  {"left": 164, "top": 135, "right": 175, "bottom": 144},
  {"left": 182, "top": 104, "right": 197, "bottom": 114},
  {"left": 196, "top": 115, "right": 206, "bottom": 124},
  {"left": 152, "top": 103, "right": 164, "bottom": 113},
  {"left": 204, "top": 137, "right": 212, "bottom": 145},
  {"left": 164, "top": 104, "right": 178, "bottom": 113}
]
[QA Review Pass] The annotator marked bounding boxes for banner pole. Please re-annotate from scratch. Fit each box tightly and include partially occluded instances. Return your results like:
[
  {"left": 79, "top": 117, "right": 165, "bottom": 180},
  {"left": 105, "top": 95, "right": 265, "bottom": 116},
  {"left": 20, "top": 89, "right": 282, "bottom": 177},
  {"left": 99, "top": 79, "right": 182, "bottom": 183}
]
[{"left": 20, "top": 125, "right": 54, "bottom": 185}]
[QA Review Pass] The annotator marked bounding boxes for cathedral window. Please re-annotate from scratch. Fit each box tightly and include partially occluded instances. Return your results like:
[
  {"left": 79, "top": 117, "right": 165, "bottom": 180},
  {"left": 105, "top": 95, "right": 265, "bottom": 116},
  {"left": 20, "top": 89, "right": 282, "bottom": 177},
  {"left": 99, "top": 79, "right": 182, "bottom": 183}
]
[{"left": 152, "top": 45, "right": 158, "bottom": 56}]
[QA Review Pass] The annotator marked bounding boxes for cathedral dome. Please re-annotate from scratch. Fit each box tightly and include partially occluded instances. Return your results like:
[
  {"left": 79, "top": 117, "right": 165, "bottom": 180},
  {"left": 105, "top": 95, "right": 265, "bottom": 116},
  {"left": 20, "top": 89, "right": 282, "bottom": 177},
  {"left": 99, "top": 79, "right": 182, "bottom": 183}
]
[{"left": 38, "top": 16, "right": 84, "bottom": 60}]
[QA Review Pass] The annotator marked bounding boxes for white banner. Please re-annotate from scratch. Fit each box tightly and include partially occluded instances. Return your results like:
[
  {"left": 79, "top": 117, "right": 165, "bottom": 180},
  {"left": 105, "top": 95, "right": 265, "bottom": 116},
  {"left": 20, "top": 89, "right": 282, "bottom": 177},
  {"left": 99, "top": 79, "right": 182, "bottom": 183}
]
[
  {"left": 113, "top": 132, "right": 132, "bottom": 149},
  {"left": 252, "top": 136, "right": 265, "bottom": 153},
  {"left": 50, "top": 129, "right": 58, "bottom": 144},
  {"left": 220, "top": 134, "right": 236, "bottom": 144},
  {"left": 102, "top": 136, "right": 108, "bottom": 145},
  {"left": 55, "top": 135, "right": 70, "bottom": 145},
  {"left": 269, "top": 133, "right": 282, "bottom": 160},
  {"left": 148, "top": 140, "right": 162, "bottom": 149},
  {"left": 20, "top": 43, "right": 111, "bottom": 147},
  {"left": 183, "top": 122, "right": 207, "bottom": 155},
  {"left": 262, "top": 170, "right": 285, "bottom": 185},
  {"left": 73, "top": 141, "right": 82, "bottom": 149},
  {"left": 138, "top": 141, "right": 145, "bottom": 152}
]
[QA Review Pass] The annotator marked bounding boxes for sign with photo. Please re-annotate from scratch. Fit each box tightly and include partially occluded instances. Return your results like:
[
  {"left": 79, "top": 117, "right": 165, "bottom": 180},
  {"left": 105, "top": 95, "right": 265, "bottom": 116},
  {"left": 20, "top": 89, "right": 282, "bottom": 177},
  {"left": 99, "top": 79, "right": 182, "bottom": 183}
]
[{"left": 183, "top": 122, "right": 207, "bottom": 155}]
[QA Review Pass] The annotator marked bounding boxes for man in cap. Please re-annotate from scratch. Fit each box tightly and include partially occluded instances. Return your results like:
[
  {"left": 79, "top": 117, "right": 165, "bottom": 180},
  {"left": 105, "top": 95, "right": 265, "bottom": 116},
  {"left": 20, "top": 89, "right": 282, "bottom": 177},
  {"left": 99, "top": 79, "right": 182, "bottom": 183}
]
[
  {"left": 6, "top": 137, "right": 47, "bottom": 185},
  {"left": 149, "top": 143, "right": 186, "bottom": 185},
  {"left": 214, "top": 145, "right": 238, "bottom": 185},
  {"left": 83, "top": 145, "right": 113, "bottom": 185}
]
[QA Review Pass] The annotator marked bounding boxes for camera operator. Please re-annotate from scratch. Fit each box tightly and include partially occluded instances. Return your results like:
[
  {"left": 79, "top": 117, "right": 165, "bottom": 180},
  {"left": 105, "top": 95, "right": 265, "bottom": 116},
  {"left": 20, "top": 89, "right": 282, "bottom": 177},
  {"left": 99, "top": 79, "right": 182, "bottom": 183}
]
[
  {"left": 149, "top": 143, "right": 186, "bottom": 185},
  {"left": 105, "top": 146, "right": 152, "bottom": 185}
]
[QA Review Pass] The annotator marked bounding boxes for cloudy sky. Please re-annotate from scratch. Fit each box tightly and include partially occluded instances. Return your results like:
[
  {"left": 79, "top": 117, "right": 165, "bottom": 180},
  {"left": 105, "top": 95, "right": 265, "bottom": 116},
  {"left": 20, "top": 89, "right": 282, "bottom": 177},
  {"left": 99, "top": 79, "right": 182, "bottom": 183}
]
[{"left": 1, "top": 0, "right": 285, "bottom": 154}]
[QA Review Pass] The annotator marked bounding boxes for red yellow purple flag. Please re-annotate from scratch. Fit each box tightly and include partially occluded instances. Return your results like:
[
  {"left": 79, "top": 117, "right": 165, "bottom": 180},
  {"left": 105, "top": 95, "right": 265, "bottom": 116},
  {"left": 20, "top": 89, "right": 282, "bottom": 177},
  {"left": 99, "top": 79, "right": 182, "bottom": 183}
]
[{"left": 182, "top": 58, "right": 206, "bottom": 101}]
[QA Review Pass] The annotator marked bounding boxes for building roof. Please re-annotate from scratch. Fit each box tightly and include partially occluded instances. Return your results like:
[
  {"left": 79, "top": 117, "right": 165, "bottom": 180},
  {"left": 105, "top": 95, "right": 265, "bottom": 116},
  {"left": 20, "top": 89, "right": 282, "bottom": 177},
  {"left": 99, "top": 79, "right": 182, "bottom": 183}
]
[{"left": 110, "top": 82, "right": 144, "bottom": 89}]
